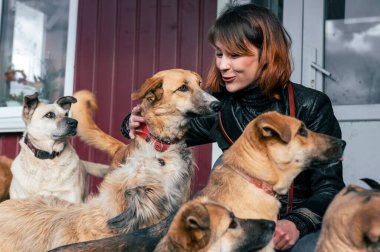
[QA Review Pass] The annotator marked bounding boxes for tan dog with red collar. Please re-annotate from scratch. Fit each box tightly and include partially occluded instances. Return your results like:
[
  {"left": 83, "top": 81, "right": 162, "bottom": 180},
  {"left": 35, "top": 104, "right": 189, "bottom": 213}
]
[
  {"left": 9, "top": 93, "right": 109, "bottom": 203},
  {"left": 71, "top": 69, "right": 221, "bottom": 232}
]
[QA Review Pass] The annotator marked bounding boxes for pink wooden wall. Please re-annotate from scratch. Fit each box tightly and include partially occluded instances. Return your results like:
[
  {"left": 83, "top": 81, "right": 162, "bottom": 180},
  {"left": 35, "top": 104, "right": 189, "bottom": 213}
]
[{"left": 0, "top": 0, "right": 217, "bottom": 194}]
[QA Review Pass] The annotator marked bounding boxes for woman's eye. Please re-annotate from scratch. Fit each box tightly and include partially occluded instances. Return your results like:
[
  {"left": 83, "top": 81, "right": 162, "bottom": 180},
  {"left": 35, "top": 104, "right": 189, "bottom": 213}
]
[
  {"left": 215, "top": 52, "right": 223, "bottom": 58},
  {"left": 177, "top": 85, "right": 189, "bottom": 92},
  {"left": 230, "top": 53, "right": 241, "bottom": 58},
  {"left": 44, "top": 112, "right": 56, "bottom": 119}
]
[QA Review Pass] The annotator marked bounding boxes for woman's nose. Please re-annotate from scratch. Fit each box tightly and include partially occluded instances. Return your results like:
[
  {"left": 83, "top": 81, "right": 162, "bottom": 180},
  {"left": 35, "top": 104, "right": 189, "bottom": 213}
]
[{"left": 217, "top": 56, "right": 230, "bottom": 71}]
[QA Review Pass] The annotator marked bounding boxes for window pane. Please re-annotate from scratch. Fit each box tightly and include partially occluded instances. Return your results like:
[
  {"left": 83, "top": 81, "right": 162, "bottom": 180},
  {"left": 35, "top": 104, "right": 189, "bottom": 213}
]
[
  {"left": 325, "top": 0, "right": 380, "bottom": 105},
  {"left": 0, "top": 0, "right": 70, "bottom": 107}
]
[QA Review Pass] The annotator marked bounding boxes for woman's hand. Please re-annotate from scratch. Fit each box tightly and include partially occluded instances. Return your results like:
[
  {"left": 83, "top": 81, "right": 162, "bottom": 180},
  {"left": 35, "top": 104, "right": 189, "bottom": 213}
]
[
  {"left": 128, "top": 105, "right": 145, "bottom": 139},
  {"left": 273, "top": 219, "right": 300, "bottom": 250}
]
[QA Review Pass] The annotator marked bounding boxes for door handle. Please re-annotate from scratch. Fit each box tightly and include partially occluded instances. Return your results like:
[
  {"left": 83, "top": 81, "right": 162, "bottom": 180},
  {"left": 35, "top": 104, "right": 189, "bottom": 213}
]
[{"left": 310, "top": 62, "right": 337, "bottom": 82}]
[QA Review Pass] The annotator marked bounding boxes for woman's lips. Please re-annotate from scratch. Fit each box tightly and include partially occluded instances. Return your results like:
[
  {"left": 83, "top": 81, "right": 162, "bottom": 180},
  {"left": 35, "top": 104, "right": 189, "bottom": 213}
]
[{"left": 222, "top": 76, "right": 236, "bottom": 83}]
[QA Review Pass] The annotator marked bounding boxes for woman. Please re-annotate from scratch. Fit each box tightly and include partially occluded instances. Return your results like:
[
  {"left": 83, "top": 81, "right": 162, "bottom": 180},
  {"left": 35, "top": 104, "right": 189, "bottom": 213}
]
[{"left": 122, "top": 4, "right": 344, "bottom": 251}]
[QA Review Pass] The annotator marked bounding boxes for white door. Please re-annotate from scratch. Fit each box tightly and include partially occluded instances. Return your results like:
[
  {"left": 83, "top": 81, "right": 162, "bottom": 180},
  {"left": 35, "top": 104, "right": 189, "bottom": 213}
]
[{"left": 285, "top": 0, "right": 380, "bottom": 185}]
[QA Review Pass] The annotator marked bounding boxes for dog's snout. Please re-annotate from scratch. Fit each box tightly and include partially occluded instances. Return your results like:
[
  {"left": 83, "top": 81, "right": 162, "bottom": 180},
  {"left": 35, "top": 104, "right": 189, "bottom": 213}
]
[
  {"left": 209, "top": 101, "right": 222, "bottom": 112},
  {"left": 340, "top": 140, "right": 346, "bottom": 150},
  {"left": 263, "top": 220, "right": 275, "bottom": 232},
  {"left": 67, "top": 118, "right": 78, "bottom": 128}
]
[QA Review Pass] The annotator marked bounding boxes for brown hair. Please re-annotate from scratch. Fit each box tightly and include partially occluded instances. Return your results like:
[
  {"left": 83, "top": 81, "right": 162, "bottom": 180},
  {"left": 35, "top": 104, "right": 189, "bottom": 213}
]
[{"left": 207, "top": 4, "right": 293, "bottom": 99}]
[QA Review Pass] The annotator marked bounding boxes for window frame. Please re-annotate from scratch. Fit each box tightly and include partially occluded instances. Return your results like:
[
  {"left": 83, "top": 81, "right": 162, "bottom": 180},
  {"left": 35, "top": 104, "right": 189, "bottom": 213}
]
[{"left": 0, "top": 0, "right": 78, "bottom": 132}]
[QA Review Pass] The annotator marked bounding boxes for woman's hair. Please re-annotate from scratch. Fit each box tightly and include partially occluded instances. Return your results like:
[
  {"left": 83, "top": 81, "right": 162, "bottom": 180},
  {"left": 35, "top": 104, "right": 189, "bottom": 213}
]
[{"left": 207, "top": 3, "right": 293, "bottom": 99}]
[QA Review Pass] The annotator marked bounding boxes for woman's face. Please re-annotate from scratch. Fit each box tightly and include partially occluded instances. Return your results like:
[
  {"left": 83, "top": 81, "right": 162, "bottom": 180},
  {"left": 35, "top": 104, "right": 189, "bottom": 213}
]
[{"left": 214, "top": 41, "right": 260, "bottom": 93}]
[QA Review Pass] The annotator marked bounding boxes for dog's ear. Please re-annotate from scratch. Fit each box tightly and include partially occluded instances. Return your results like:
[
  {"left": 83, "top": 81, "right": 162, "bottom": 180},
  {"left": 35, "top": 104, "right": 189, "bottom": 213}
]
[
  {"left": 256, "top": 112, "right": 291, "bottom": 143},
  {"left": 144, "top": 88, "right": 164, "bottom": 103},
  {"left": 190, "top": 71, "right": 203, "bottom": 87},
  {"left": 23, "top": 92, "right": 39, "bottom": 121},
  {"left": 56, "top": 96, "right": 77, "bottom": 111},
  {"left": 131, "top": 76, "right": 163, "bottom": 101},
  {"left": 361, "top": 178, "right": 380, "bottom": 190},
  {"left": 171, "top": 202, "right": 210, "bottom": 250}
]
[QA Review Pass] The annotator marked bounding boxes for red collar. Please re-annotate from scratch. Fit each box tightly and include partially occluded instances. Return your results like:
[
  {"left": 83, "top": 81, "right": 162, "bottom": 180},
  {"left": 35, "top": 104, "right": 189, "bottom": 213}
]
[
  {"left": 228, "top": 165, "right": 275, "bottom": 196},
  {"left": 135, "top": 124, "right": 175, "bottom": 152}
]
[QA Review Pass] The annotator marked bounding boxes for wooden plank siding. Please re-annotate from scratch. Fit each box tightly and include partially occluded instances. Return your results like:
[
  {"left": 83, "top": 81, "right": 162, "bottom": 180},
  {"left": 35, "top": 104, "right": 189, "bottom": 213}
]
[{"left": 0, "top": 0, "right": 217, "bottom": 194}]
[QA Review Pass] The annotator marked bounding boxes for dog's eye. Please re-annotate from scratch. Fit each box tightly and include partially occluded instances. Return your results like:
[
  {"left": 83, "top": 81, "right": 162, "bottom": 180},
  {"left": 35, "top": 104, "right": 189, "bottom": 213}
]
[
  {"left": 298, "top": 124, "right": 308, "bottom": 137},
  {"left": 177, "top": 85, "right": 189, "bottom": 92},
  {"left": 157, "top": 158, "right": 165, "bottom": 166},
  {"left": 229, "top": 219, "right": 238, "bottom": 229},
  {"left": 65, "top": 112, "right": 69, "bottom": 117},
  {"left": 44, "top": 112, "right": 56, "bottom": 119}
]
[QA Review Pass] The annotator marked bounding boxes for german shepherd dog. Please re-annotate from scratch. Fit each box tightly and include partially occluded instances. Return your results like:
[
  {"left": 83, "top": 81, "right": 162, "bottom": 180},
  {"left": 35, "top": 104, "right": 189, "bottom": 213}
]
[
  {"left": 49, "top": 111, "right": 346, "bottom": 252},
  {"left": 155, "top": 197, "right": 275, "bottom": 252},
  {"left": 9, "top": 93, "right": 109, "bottom": 203},
  {"left": 0, "top": 146, "right": 194, "bottom": 252},
  {"left": 316, "top": 178, "right": 380, "bottom": 252},
  {"left": 70, "top": 69, "right": 220, "bottom": 233}
]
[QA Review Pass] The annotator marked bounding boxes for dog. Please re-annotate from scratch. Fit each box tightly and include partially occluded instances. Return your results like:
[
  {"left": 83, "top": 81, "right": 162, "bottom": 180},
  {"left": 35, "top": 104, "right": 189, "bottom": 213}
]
[
  {"left": 69, "top": 69, "right": 220, "bottom": 232},
  {"left": 316, "top": 178, "right": 380, "bottom": 252},
  {"left": 0, "top": 155, "right": 13, "bottom": 202},
  {"left": 0, "top": 146, "right": 195, "bottom": 251},
  {"left": 71, "top": 69, "right": 221, "bottom": 169},
  {"left": 154, "top": 197, "right": 275, "bottom": 252},
  {"left": 9, "top": 93, "right": 109, "bottom": 203},
  {"left": 49, "top": 111, "right": 346, "bottom": 252}
]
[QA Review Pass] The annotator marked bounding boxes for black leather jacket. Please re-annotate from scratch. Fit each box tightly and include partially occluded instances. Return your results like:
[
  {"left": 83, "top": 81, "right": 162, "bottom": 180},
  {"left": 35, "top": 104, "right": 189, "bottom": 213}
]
[{"left": 121, "top": 82, "right": 345, "bottom": 237}]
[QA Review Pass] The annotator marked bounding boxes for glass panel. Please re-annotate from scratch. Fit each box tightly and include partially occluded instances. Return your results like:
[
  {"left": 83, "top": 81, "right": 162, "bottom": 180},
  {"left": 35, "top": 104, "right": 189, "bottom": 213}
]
[
  {"left": 235, "top": 0, "right": 284, "bottom": 22},
  {"left": 0, "top": 0, "right": 70, "bottom": 107},
  {"left": 324, "top": 0, "right": 380, "bottom": 105}
]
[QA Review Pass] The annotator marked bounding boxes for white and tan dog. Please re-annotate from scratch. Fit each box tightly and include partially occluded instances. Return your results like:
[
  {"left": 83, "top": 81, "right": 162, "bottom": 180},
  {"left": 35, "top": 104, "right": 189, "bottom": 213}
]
[{"left": 9, "top": 93, "right": 109, "bottom": 203}]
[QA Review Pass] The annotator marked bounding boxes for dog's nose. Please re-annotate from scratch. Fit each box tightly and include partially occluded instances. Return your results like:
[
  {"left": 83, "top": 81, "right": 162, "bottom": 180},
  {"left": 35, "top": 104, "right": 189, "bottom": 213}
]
[
  {"left": 340, "top": 140, "right": 346, "bottom": 150},
  {"left": 263, "top": 220, "right": 276, "bottom": 232},
  {"left": 67, "top": 118, "right": 78, "bottom": 128},
  {"left": 210, "top": 101, "right": 222, "bottom": 112}
]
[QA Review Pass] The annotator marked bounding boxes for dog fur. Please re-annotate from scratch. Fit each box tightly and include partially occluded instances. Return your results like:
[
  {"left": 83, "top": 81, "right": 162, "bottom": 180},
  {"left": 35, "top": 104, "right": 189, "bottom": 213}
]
[
  {"left": 48, "top": 111, "right": 346, "bottom": 252},
  {"left": 316, "top": 178, "right": 380, "bottom": 252},
  {"left": 0, "top": 147, "right": 192, "bottom": 251},
  {"left": 9, "top": 93, "right": 109, "bottom": 203},
  {"left": 0, "top": 155, "right": 12, "bottom": 202},
  {"left": 155, "top": 197, "right": 275, "bottom": 252},
  {"left": 70, "top": 69, "right": 220, "bottom": 232}
]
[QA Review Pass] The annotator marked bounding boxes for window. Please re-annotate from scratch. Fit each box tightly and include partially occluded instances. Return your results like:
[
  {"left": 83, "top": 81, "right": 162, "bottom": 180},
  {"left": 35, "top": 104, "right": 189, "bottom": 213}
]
[{"left": 0, "top": 0, "right": 78, "bottom": 132}]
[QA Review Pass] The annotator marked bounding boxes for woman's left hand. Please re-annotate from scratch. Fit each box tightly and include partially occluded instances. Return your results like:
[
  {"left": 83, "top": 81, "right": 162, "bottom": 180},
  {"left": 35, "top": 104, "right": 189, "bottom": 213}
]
[{"left": 273, "top": 219, "right": 300, "bottom": 250}]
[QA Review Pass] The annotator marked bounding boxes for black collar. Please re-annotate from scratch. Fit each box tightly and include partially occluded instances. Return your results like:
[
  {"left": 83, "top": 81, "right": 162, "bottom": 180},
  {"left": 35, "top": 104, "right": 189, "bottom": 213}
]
[{"left": 24, "top": 134, "right": 65, "bottom": 160}]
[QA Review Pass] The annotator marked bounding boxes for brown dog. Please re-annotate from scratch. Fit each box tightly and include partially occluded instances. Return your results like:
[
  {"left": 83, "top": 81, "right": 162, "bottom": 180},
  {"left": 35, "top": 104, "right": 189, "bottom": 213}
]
[
  {"left": 0, "top": 155, "right": 12, "bottom": 202},
  {"left": 71, "top": 69, "right": 220, "bottom": 233},
  {"left": 49, "top": 111, "right": 346, "bottom": 252},
  {"left": 0, "top": 145, "right": 196, "bottom": 252},
  {"left": 155, "top": 197, "right": 275, "bottom": 252},
  {"left": 316, "top": 179, "right": 380, "bottom": 252},
  {"left": 72, "top": 68, "right": 221, "bottom": 169}
]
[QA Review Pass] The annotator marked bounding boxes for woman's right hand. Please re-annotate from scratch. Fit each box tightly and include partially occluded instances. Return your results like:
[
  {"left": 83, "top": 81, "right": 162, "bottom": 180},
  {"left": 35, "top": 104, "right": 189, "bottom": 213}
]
[{"left": 128, "top": 105, "right": 145, "bottom": 139}]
